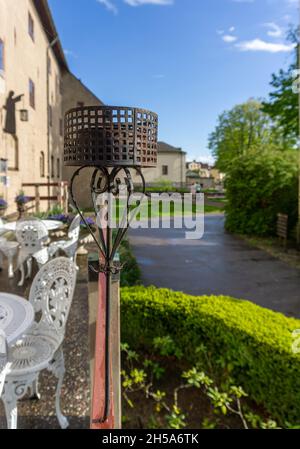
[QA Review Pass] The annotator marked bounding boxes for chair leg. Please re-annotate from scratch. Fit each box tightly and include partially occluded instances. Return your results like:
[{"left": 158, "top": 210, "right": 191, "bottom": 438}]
[
  {"left": 7, "top": 254, "right": 14, "bottom": 279},
  {"left": 29, "top": 376, "right": 41, "bottom": 401},
  {"left": 3, "top": 396, "right": 18, "bottom": 429},
  {"left": 0, "top": 251, "right": 3, "bottom": 270},
  {"left": 18, "top": 264, "right": 25, "bottom": 287},
  {"left": 26, "top": 258, "right": 32, "bottom": 279},
  {"left": 49, "top": 349, "right": 69, "bottom": 429}
]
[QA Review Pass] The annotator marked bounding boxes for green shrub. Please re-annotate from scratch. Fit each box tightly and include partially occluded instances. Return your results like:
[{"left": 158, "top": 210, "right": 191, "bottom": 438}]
[
  {"left": 224, "top": 148, "right": 298, "bottom": 236},
  {"left": 121, "top": 286, "right": 300, "bottom": 423},
  {"left": 119, "top": 239, "right": 141, "bottom": 287}
]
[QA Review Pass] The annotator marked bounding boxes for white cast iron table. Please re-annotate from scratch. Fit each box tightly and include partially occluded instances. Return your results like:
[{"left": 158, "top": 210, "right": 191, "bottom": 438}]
[
  {"left": 0, "top": 293, "right": 34, "bottom": 395},
  {"left": 0, "top": 293, "right": 34, "bottom": 345},
  {"left": 0, "top": 220, "right": 64, "bottom": 233}
]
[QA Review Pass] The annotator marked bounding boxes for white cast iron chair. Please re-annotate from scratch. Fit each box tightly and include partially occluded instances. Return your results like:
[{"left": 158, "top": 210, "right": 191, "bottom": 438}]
[
  {"left": 0, "top": 238, "right": 19, "bottom": 279},
  {"left": 16, "top": 218, "right": 49, "bottom": 287},
  {"left": 0, "top": 257, "right": 77, "bottom": 429},
  {"left": 48, "top": 215, "right": 81, "bottom": 265},
  {"left": 0, "top": 218, "right": 19, "bottom": 279}
]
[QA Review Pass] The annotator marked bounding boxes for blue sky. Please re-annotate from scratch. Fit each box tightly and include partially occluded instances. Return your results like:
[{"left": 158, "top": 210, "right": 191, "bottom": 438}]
[{"left": 49, "top": 0, "right": 298, "bottom": 162}]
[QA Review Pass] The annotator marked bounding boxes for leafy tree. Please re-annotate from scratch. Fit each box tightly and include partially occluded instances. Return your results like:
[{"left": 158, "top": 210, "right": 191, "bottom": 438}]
[
  {"left": 262, "top": 27, "right": 299, "bottom": 142},
  {"left": 208, "top": 100, "right": 280, "bottom": 172},
  {"left": 224, "top": 147, "right": 298, "bottom": 236}
]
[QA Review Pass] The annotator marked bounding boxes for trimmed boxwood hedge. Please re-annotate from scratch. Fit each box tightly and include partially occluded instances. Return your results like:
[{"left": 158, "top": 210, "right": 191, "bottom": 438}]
[{"left": 121, "top": 286, "right": 300, "bottom": 423}]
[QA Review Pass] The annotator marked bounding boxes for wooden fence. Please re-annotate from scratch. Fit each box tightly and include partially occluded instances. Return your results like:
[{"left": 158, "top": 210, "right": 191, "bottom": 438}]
[{"left": 21, "top": 181, "right": 69, "bottom": 214}]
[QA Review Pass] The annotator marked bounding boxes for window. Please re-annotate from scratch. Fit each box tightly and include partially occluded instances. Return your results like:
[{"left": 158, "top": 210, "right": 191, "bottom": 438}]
[
  {"left": 59, "top": 118, "right": 63, "bottom": 136},
  {"left": 40, "top": 152, "right": 45, "bottom": 178},
  {"left": 28, "top": 12, "right": 34, "bottom": 41},
  {"left": 51, "top": 155, "right": 54, "bottom": 178},
  {"left": 49, "top": 105, "right": 52, "bottom": 127},
  {"left": 29, "top": 78, "right": 35, "bottom": 109},
  {"left": 48, "top": 56, "right": 51, "bottom": 75},
  {"left": 0, "top": 39, "right": 4, "bottom": 75},
  {"left": 162, "top": 165, "right": 168, "bottom": 176},
  {"left": 57, "top": 158, "right": 60, "bottom": 178}
]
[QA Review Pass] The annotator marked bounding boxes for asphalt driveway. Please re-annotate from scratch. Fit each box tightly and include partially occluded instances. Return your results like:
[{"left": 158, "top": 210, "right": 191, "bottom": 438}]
[{"left": 129, "top": 214, "right": 300, "bottom": 318}]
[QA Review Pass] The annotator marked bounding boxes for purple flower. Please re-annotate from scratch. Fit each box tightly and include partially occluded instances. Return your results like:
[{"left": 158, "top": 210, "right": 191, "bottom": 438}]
[
  {"left": 81, "top": 217, "right": 95, "bottom": 227},
  {"left": 0, "top": 198, "right": 7, "bottom": 209},
  {"left": 48, "top": 214, "right": 70, "bottom": 224},
  {"left": 15, "top": 194, "right": 30, "bottom": 205}
]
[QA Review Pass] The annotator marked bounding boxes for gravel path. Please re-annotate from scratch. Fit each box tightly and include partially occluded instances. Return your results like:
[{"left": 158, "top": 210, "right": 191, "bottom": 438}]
[{"left": 0, "top": 256, "right": 90, "bottom": 429}]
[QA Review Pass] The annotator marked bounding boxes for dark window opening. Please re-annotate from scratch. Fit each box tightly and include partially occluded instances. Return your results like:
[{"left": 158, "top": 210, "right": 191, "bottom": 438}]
[
  {"left": 51, "top": 155, "right": 54, "bottom": 178},
  {"left": 29, "top": 78, "right": 35, "bottom": 109},
  {"left": 28, "top": 12, "right": 34, "bottom": 41},
  {"left": 40, "top": 152, "right": 45, "bottom": 177},
  {"left": 57, "top": 158, "right": 60, "bottom": 178},
  {"left": 162, "top": 165, "right": 168, "bottom": 176}
]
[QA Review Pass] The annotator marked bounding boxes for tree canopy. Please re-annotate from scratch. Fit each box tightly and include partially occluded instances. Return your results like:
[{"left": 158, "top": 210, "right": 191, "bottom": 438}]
[
  {"left": 208, "top": 100, "right": 279, "bottom": 172},
  {"left": 262, "top": 26, "right": 299, "bottom": 142}
]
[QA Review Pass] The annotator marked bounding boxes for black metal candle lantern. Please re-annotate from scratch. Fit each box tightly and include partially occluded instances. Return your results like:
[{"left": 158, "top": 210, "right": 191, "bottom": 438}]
[
  {"left": 64, "top": 105, "right": 158, "bottom": 424},
  {"left": 20, "top": 109, "right": 29, "bottom": 122}
]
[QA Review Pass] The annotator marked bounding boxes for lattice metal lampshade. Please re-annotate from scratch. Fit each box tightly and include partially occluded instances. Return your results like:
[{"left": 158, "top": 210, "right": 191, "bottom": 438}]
[{"left": 63, "top": 106, "right": 158, "bottom": 167}]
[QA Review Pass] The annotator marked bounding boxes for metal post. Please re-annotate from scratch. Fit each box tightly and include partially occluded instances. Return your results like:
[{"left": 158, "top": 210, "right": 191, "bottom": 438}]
[{"left": 65, "top": 105, "right": 158, "bottom": 430}]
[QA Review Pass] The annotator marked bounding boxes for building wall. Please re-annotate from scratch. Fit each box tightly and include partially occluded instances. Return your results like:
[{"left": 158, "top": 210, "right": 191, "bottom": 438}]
[
  {"left": 0, "top": 0, "right": 64, "bottom": 213},
  {"left": 132, "top": 151, "right": 186, "bottom": 185},
  {"left": 61, "top": 72, "right": 103, "bottom": 209}
]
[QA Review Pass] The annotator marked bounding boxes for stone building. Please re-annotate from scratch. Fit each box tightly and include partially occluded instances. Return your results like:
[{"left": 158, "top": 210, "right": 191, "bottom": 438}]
[
  {"left": 61, "top": 72, "right": 103, "bottom": 208},
  {"left": 0, "top": 0, "right": 104, "bottom": 214},
  {"left": 0, "top": 0, "right": 70, "bottom": 213},
  {"left": 133, "top": 141, "right": 186, "bottom": 187}
]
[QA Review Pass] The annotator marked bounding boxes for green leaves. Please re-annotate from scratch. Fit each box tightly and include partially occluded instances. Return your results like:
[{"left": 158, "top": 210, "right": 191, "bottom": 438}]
[
  {"left": 224, "top": 147, "right": 298, "bottom": 236},
  {"left": 182, "top": 368, "right": 213, "bottom": 388},
  {"left": 208, "top": 100, "right": 281, "bottom": 173},
  {"left": 153, "top": 335, "right": 183, "bottom": 359},
  {"left": 121, "top": 286, "right": 300, "bottom": 424},
  {"left": 262, "top": 26, "right": 299, "bottom": 142}
]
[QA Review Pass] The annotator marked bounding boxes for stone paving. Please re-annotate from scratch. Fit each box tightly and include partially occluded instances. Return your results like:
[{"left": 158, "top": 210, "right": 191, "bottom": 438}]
[{"left": 0, "top": 255, "right": 90, "bottom": 429}]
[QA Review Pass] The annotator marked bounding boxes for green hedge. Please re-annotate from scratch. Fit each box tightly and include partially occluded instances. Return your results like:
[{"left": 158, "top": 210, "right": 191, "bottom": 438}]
[
  {"left": 119, "top": 239, "right": 141, "bottom": 287},
  {"left": 121, "top": 286, "right": 300, "bottom": 423}
]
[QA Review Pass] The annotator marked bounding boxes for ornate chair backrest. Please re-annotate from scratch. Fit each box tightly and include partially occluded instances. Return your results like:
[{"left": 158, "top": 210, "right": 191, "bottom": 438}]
[
  {"left": 16, "top": 218, "right": 48, "bottom": 255},
  {"left": 68, "top": 214, "right": 81, "bottom": 242},
  {"left": 29, "top": 257, "right": 77, "bottom": 344}
]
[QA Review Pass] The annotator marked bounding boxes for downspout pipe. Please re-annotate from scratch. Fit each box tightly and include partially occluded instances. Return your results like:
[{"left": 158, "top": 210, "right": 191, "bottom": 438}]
[{"left": 47, "top": 36, "right": 58, "bottom": 210}]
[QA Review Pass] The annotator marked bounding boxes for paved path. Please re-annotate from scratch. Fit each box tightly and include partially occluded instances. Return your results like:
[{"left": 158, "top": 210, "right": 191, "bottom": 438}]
[{"left": 129, "top": 214, "right": 300, "bottom": 318}]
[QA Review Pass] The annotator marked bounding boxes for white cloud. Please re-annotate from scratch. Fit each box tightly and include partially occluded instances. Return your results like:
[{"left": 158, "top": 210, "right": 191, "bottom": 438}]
[
  {"left": 124, "top": 0, "right": 173, "bottom": 5},
  {"left": 64, "top": 49, "right": 78, "bottom": 58},
  {"left": 235, "top": 38, "right": 295, "bottom": 53},
  {"left": 263, "top": 22, "right": 283, "bottom": 38},
  {"left": 96, "top": 0, "right": 118, "bottom": 14},
  {"left": 229, "top": 26, "right": 235, "bottom": 32},
  {"left": 222, "top": 34, "right": 237, "bottom": 43}
]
